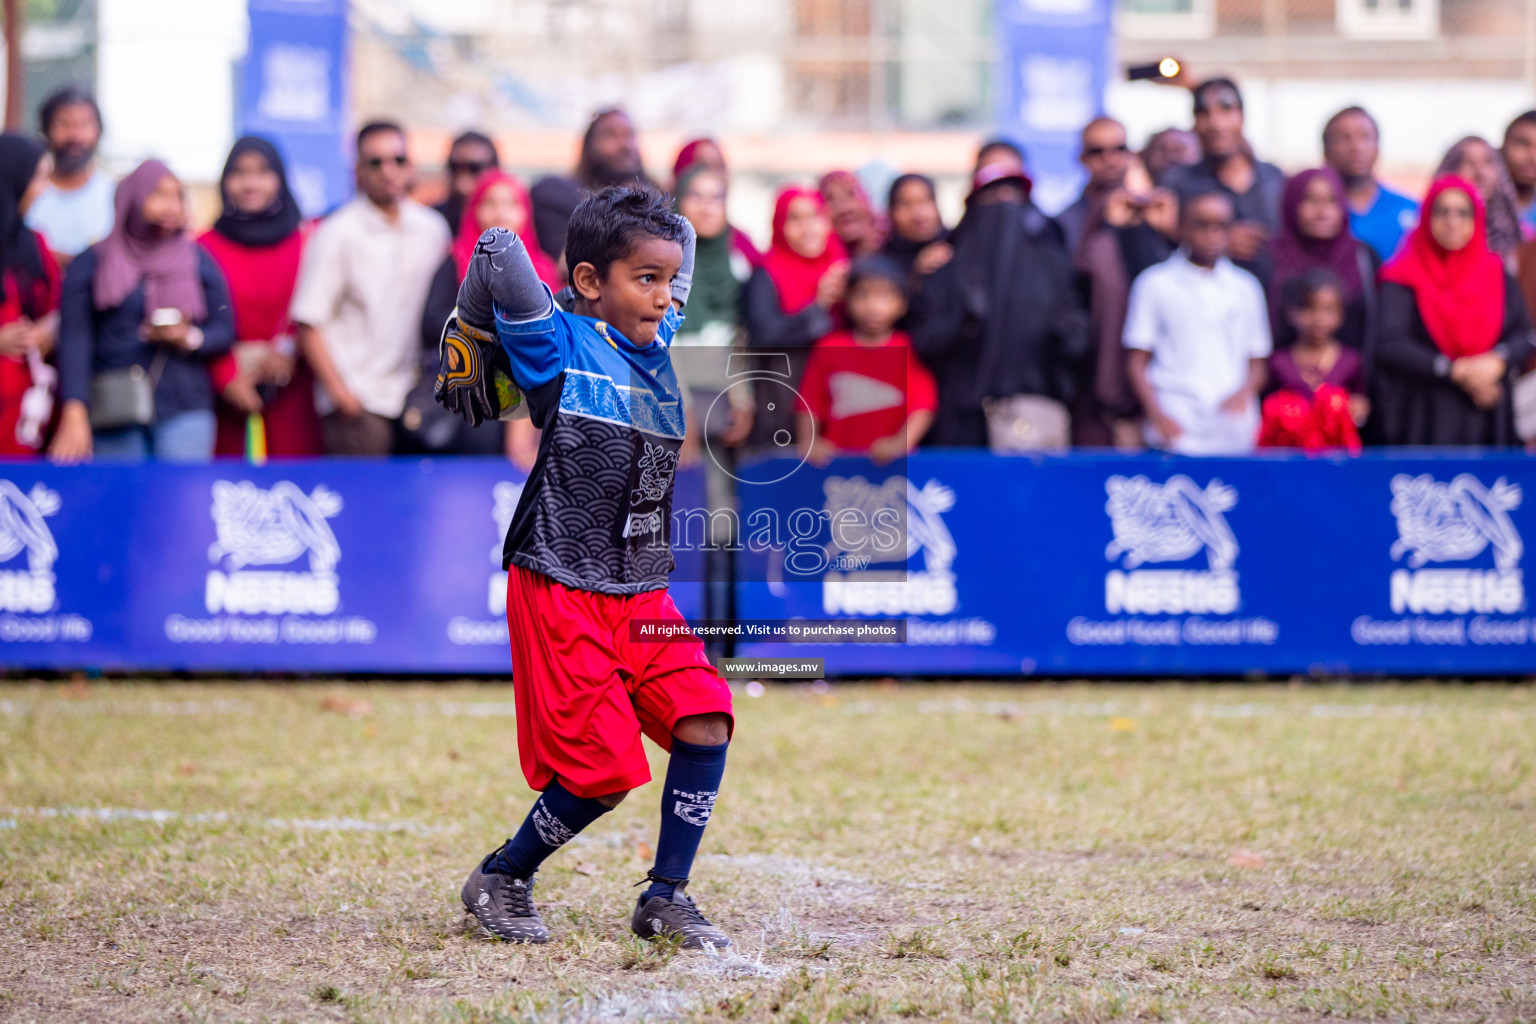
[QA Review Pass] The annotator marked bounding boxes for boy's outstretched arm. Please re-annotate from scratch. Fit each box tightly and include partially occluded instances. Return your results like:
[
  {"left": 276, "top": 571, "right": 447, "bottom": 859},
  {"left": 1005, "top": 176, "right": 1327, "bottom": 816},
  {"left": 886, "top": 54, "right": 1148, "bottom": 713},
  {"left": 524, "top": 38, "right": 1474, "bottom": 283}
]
[
  {"left": 671, "top": 216, "right": 696, "bottom": 310},
  {"left": 456, "top": 227, "right": 554, "bottom": 328},
  {"left": 436, "top": 228, "right": 551, "bottom": 426}
]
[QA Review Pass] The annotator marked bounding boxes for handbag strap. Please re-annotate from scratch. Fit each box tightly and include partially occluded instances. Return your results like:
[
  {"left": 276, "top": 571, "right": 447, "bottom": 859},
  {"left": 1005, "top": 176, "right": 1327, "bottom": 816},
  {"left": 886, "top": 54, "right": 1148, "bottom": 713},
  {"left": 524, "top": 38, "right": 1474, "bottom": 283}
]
[{"left": 146, "top": 347, "right": 171, "bottom": 389}]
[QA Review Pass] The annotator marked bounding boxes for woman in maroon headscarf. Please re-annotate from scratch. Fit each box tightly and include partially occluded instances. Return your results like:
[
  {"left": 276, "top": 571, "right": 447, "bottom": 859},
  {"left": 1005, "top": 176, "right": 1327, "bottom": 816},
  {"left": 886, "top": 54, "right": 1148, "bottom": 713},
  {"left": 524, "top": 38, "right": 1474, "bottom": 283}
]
[
  {"left": 741, "top": 186, "right": 849, "bottom": 447},
  {"left": 672, "top": 138, "right": 725, "bottom": 184},
  {"left": 1374, "top": 176, "right": 1532, "bottom": 445},
  {"left": 671, "top": 137, "right": 763, "bottom": 269},
  {"left": 50, "top": 160, "right": 234, "bottom": 463},
  {"left": 819, "top": 170, "right": 886, "bottom": 258},
  {"left": 1268, "top": 168, "right": 1379, "bottom": 358}
]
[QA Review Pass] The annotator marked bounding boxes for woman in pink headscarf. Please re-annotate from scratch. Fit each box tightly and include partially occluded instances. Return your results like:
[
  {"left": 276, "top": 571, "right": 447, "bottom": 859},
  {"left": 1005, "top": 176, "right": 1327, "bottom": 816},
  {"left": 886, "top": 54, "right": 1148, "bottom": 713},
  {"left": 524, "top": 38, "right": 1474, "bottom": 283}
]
[
  {"left": 50, "top": 159, "right": 235, "bottom": 463},
  {"left": 819, "top": 169, "right": 886, "bottom": 258}
]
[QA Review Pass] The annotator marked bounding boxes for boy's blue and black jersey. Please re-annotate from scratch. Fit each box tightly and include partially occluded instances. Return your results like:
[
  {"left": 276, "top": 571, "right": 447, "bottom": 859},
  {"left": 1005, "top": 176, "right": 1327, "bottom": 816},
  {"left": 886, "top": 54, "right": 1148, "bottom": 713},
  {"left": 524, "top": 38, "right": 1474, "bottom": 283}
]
[{"left": 494, "top": 294, "right": 687, "bottom": 595}]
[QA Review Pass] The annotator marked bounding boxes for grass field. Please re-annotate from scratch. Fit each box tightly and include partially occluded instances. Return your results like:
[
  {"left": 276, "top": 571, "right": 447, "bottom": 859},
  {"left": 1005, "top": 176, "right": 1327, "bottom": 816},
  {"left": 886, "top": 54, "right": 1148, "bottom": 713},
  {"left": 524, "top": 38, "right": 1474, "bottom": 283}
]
[{"left": 1, "top": 681, "right": 1534, "bottom": 1023}]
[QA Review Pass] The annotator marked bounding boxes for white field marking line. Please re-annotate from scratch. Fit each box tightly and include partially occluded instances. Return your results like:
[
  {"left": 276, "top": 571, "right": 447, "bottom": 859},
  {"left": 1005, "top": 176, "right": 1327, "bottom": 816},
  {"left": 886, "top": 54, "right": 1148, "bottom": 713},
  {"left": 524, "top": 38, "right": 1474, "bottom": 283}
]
[
  {"left": 2, "top": 806, "right": 230, "bottom": 825},
  {"left": 0, "top": 698, "right": 256, "bottom": 716},
  {"left": 842, "top": 697, "right": 1506, "bottom": 721},
  {"left": 683, "top": 942, "right": 793, "bottom": 980},
  {"left": 2, "top": 806, "right": 445, "bottom": 835},
  {"left": 544, "top": 989, "right": 693, "bottom": 1023},
  {"left": 264, "top": 817, "right": 443, "bottom": 836},
  {"left": 841, "top": 698, "right": 1134, "bottom": 718},
  {"left": 410, "top": 701, "right": 519, "bottom": 717},
  {"left": 1193, "top": 701, "right": 1457, "bottom": 719}
]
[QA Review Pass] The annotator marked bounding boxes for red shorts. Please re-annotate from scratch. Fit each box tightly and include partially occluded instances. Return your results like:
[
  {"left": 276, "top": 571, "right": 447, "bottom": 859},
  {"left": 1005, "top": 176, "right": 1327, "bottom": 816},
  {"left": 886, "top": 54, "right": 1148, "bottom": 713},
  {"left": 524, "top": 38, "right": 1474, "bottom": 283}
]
[{"left": 505, "top": 565, "right": 734, "bottom": 798}]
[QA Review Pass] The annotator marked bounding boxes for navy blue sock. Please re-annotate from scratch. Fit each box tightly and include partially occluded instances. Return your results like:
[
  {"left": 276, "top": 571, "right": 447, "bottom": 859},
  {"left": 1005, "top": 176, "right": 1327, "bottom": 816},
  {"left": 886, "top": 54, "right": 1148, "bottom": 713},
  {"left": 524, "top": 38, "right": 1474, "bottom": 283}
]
[
  {"left": 491, "top": 780, "right": 610, "bottom": 879},
  {"left": 644, "top": 738, "right": 729, "bottom": 902}
]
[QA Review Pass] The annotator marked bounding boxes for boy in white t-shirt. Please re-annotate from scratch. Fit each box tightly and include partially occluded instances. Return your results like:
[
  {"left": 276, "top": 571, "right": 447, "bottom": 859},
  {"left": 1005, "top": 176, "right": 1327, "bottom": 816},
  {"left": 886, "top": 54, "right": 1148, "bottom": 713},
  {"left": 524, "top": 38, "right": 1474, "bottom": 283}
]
[{"left": 1123, "top": 190, "right": 1271, "bottom": 454}]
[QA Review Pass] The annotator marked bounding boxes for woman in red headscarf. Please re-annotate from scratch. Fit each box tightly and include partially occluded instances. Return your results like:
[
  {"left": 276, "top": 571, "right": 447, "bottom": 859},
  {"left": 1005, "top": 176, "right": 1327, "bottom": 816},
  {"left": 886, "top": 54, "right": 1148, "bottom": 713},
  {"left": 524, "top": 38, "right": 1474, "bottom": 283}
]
[
  {"left": 1374, "top": 175, "right": 1533, "bottom": 445},
  {"left": 741, "top": 186, "right": 849, "bottom": 448},
  {"left": 409, "top": 170, "right": 557, "bottom": 457}
]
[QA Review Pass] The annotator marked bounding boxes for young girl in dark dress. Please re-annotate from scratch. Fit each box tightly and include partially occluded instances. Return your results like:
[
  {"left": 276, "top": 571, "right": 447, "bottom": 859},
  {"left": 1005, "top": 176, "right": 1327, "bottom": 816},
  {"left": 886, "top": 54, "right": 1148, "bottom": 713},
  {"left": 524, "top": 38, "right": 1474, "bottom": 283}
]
[{"left": 1259, "top": 268, "right": 1366, "bottom": 452}]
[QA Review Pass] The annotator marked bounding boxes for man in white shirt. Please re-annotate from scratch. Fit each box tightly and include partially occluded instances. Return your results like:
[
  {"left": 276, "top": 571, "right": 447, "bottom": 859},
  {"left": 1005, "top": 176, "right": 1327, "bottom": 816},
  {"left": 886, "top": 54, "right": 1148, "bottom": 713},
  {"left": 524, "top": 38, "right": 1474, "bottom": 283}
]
[
  {"left": 1124, "top": 190, "right": 1270, "bottom": 454},
  {"left": 25, "top": 86, "right": 115, "bottom": 265},
  {"left": 290, "top": 121, "right": 450, "bottom": 455}
]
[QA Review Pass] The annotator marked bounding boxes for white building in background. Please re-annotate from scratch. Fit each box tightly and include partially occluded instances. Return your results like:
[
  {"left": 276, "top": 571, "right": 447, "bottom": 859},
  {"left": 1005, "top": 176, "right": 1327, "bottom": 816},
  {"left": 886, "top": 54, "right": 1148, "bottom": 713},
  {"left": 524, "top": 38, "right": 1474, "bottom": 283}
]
[
  {"left": 1112, "top": 0, "right": 1536, "bottom": 185},
  {"left": 358, "top": 0, "right": 1536, "bottom": 189},
  {"left": 5, "top": 0, "right": 1534, "bottom": 207},
  {"left": 96, "top": 0, "right": 246, "bottom": 180}
]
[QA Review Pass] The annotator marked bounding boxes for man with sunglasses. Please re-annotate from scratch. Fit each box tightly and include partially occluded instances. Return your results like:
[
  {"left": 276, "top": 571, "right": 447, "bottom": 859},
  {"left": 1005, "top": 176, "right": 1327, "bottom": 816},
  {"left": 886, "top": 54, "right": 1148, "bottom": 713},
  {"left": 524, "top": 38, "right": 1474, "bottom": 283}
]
[
  {"left": 1056, "top": 117, "right": 1132, "bottom": 255},
  {"left": 291, "top": 120, "right": 450, "bottom": 455},
  {"left": 433, "top": 131, "right": 501, "bottom": 231}
]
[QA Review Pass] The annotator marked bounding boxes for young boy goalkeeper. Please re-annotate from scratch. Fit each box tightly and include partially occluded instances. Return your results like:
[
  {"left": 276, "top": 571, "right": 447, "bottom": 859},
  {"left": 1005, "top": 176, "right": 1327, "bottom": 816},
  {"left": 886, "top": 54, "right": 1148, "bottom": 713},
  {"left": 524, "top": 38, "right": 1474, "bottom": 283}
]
[{"left": 437, "top": 187, "right": 734, "bottom": 949}]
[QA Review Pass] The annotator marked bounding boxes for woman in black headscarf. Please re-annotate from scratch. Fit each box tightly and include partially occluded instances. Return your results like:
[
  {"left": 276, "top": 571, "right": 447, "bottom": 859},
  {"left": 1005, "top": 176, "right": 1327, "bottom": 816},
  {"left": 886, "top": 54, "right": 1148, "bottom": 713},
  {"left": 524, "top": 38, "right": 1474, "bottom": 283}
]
[
  {"left": 909, "top": 162, "right": 1088, "bottom": 449},
  {"left": 0, "top": 134, "right": 60, "bottom": 455},
  {"left": 198, "top": 136, "right": 321, "bottom": 456},
  {"left": 880, "top": 173, "right": 951, "bottom": 291}
]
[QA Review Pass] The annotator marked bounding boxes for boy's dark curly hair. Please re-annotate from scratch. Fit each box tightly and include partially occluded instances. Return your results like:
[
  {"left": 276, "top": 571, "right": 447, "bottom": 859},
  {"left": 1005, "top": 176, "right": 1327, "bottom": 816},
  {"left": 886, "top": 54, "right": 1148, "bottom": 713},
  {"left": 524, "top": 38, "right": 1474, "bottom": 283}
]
[{"left": 565, "top": 185, "right": 688, "bottom": 279}]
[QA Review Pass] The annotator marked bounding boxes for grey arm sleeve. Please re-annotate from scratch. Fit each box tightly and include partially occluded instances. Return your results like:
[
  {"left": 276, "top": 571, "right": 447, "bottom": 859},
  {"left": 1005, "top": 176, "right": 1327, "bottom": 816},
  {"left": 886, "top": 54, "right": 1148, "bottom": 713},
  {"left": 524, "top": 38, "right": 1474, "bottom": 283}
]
[
  {"left": 671, "top": 217, "right": 697, "bottom": 306},
  {"left": 454, "top": 227, "right": 554, "bottom": 328}
]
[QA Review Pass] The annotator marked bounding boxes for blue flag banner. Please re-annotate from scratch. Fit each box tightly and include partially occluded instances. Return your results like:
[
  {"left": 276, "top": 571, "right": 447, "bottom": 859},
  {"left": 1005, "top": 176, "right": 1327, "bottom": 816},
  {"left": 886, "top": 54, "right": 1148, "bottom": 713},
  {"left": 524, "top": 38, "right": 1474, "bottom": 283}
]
[
  {"left": 239, "top": 0, "right": 352, "bottom": 216},
  {"left": 736, "top": 451, "right": 1536, "bottom": 676},
  {"left": 993, "top": 0, "right": 1113, "bottom": 214},
  {"left": 0, "top": 461, "right": 704, "bottom": 673}
]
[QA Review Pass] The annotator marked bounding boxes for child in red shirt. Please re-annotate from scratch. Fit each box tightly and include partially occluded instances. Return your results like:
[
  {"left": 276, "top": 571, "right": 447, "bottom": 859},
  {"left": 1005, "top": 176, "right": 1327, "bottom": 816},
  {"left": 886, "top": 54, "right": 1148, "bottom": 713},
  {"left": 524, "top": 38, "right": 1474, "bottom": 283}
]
[{"left": 797, "top": 256, "right": 937, "bottom": 464}]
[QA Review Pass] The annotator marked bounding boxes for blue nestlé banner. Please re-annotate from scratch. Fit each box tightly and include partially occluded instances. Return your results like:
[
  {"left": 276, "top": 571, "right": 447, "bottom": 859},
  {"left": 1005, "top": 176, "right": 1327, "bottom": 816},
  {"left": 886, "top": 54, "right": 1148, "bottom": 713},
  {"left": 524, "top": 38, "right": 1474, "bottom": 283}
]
[
  {"left": 0, "top": 461, "right": 704, "bottom": 673},
  {"left": 994, "top": 0, "right": 1113, "bottom": 214},
  {"left": 5, "top": 453, "right": 1536, "bottom": 676},
  {"left": 239, "top": 0, "right": 352, "bottom": 216},
  {"left": 736, "top": 451, "right": 1536, "bottom": 676}
]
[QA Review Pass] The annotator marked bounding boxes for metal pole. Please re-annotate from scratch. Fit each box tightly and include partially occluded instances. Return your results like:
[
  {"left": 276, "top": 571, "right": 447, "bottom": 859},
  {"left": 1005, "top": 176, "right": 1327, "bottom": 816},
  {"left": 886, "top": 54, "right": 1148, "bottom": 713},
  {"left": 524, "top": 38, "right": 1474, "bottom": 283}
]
[{"left": 3, "top": 0, "right": 22, "bottom": 132}]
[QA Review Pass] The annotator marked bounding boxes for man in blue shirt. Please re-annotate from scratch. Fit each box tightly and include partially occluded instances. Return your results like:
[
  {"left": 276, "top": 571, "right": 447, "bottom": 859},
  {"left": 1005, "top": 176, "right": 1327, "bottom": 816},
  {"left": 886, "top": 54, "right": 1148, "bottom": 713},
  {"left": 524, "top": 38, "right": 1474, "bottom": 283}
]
[
  {"left": 1323, "top": 106, "right": 1418, "bottom": 261},
  {"left": 1501, "top": 110, "right": 1536, "bottom": 232}
]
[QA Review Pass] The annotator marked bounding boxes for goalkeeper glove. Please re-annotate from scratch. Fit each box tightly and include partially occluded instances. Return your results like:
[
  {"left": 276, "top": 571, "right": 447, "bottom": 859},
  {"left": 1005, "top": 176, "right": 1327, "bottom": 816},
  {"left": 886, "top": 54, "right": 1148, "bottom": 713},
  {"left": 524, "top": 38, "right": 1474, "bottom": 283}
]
[{"left": 434, "top": 310, "right": 524, "bottom": 425}]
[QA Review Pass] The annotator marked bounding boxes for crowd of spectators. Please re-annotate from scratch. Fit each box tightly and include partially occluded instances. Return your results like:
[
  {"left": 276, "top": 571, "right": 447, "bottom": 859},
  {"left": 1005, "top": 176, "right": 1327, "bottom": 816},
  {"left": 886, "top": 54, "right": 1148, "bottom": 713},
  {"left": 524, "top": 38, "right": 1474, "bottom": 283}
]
[{"left": 4, "top": 80, "right": 1536, "bottom": 466}]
